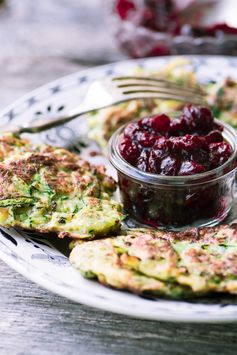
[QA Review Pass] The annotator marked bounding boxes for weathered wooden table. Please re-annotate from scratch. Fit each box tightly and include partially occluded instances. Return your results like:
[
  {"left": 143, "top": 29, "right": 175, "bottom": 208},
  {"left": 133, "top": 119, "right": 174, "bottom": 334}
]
[{"left": 1, "top": 1, "right": 237, "bottom": 354}]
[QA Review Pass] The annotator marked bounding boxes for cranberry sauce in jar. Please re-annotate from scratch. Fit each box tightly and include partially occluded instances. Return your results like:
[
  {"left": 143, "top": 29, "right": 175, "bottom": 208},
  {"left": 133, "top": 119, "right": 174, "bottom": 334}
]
[{"left": 109, "top": 105, "right": 237, "bottom": 229}]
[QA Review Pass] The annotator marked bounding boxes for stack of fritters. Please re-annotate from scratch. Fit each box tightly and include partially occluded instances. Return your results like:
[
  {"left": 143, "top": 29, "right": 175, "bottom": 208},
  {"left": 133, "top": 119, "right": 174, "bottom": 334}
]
[
  {"left": 70, "top": 225, "right": 237, "bottom": 298},
  {"left": 0, "top": 134, "right": 123, "bottom": 239}
]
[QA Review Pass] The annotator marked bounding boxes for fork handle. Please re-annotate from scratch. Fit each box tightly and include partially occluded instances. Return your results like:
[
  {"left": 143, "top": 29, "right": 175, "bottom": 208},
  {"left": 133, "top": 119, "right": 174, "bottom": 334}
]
[{"left": 0, "top": 108, "right": 92, "bottom": 135}]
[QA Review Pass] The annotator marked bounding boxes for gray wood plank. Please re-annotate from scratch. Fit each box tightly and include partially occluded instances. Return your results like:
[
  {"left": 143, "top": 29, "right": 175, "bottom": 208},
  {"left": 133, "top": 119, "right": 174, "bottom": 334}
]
[{"left": 1, "top": 259, "right": 237, "bottom": 355}]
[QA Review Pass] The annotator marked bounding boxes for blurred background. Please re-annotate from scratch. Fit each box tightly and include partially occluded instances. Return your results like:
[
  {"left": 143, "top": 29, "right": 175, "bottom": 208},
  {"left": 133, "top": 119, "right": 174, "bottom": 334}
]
[
  {"left": 0, "top": 0, "right": 124, "bottom": 109},
  {"left": 0, "top": 0, "right": 237, "bottom": 109}
]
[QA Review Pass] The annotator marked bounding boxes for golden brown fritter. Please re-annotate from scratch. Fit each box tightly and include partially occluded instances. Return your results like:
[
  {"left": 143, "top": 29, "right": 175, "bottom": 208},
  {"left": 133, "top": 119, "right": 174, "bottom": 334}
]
[
  {"left": 70, "top": 225, "right": 237, "bottom": 298},
  {"left": 0, "top": 134, "right": 123, "bottom": 239}
]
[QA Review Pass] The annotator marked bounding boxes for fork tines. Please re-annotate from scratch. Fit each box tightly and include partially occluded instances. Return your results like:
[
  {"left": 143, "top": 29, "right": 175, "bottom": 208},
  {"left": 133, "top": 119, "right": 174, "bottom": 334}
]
[{"left": 112, "top": 75, "right": 206, "bottom": 105}]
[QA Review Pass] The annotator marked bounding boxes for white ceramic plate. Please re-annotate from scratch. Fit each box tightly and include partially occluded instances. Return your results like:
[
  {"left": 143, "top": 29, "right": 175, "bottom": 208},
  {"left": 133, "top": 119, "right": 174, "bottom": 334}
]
[{"left": 1, "top": 55, "right": 237, "bottom": 323}]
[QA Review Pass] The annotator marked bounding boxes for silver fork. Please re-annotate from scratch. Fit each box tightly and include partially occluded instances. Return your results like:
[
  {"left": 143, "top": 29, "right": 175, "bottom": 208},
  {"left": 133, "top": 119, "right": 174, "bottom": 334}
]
[{"left": 1, "top": 76, "right": 206, "bottom": 135}]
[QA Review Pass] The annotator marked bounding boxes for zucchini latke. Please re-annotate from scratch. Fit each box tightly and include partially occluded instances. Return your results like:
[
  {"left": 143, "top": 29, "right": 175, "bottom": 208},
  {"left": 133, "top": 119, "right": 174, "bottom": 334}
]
[{"left": 0, "top": 134, "right": 123, "bottom": 239}]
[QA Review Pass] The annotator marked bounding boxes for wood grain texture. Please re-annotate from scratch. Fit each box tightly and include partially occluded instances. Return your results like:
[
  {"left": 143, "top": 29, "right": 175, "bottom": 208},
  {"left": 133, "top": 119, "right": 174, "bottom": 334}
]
[
  {"left": 0, "top": 0, "right": 237, "bottom": 354},
  {"left": 1, "top": 259, "right": 237, "bottom": 355}
]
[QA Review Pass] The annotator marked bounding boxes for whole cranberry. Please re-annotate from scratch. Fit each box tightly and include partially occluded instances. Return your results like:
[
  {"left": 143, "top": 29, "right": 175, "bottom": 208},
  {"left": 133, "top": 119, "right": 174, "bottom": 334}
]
[
  {"left": 136, "top": 131, "right": 156, "bottom": 147},
  {"left": 119, "top": 137, "right": 140, "bottom": 163},
  {"left": 148, "top": 149, "right": 163, "bottom": 173},
  {"left": 136, "top": 150, "right": 150, "bottom": 171},
  {"left": 115, "top": 0, "right": 136, "bottom": 20},
  {"left": 179, "top": 161, "right": 205, "bottom": 176},
  {"left": 167, "top": 136, "right": 186, "bottom": 152},
  {"left": 183, "top": 135, "right": 206, "bottom": 152},
  {"left": 182, "top": 105, "right": 214, "bottom": 133},
  {"left": 124, "top": 122, "right": 140, "bottom": 139},
  {"left": 153, "top": 137, "right": 168, "bottom": 160},
  {"left": 148, "top": 154, "right": 158, "bottom": 173},
  {"left": 169, "top": 119, "right": 186, "bottom": 136},
  {"left": 141, "top": 114, "right": 170, "bottom": 133},
  {"left": 153, "top": 136, "right": 167, "bottom": 150},
  {"left": 209, "top": 142, "right": 232, "bottom": 168},
  {"left": 199, "top": 107, "right": 215, "bottom": 131},
  {"left": 150, "top": 114, "right": 171, "bottom": 133},
  {"left": 168, "top": 135, "right": 205, "bottom": 153},
  {"left": 206, "top": 130, "right": 223, "bottom": 144},
  {"left": 160, "top": 156, "right": 179, "bottom": 175}
]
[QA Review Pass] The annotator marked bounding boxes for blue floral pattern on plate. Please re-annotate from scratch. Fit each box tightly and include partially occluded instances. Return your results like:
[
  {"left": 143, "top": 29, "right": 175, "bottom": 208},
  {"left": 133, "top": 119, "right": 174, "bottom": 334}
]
[{"left": 0, "top": 56, "right": 237, "bottom": 322}]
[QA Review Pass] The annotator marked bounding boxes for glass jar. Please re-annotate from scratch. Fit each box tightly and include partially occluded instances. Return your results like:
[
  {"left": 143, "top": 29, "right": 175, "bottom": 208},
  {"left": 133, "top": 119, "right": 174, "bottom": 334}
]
[{"left": 109, "top": 120, "right": 237, "bottom": 230}]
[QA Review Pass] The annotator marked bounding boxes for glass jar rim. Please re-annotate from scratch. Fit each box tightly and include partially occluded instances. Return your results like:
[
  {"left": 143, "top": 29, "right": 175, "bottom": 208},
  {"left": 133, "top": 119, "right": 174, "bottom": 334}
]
[{"left": 108, "top": 119, "right": 237, "bottom": 186}]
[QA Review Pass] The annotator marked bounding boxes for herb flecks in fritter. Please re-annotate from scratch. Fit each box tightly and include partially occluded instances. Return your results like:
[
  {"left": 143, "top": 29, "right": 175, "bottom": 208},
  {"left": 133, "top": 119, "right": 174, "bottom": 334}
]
[
  {"left": 206, "top": 78, "right": 237, "bottom": 126},
  {"left": 70, "top": 225, "right": 237, "bottom": 298},
  {"left": 0, "top": 134, "right": 123, "bottom": 239}
]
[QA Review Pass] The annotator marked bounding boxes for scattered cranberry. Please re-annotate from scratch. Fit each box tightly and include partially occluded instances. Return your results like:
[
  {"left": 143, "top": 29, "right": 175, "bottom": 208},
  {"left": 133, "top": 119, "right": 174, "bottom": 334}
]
[
  {"left": 115, "top": 0, "right": 135, "bottom": 20},
  {"left": 147, "top": 44, "right": 171, "bottom": 57},
  {"left": 119, "top": 105, "right": 232, "bottom": 176},
  {"left": 205, "top": 23, "right": 237, "bottom": 36},
  {"left": 114, "top": 1, "right": 237, "bottom": 58},
  {"left": 119, "top": 137, "right": 140, "bottom": 163}
]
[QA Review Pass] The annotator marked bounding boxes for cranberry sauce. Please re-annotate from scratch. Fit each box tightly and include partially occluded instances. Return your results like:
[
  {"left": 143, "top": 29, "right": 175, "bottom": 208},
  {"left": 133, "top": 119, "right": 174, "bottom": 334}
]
[
  {"left": 114, "top": 105, "right": 236, "bottom": 228},
  {"left": 119, "top": 105, "right": 232, "bottom": 176},
  {"left": 115, "top": 0, "right": 237, "bottom": 37},
  {"left": 114, "top": 0, "right": 237, "bottom": 57}
]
